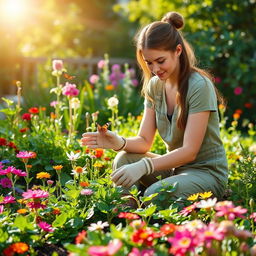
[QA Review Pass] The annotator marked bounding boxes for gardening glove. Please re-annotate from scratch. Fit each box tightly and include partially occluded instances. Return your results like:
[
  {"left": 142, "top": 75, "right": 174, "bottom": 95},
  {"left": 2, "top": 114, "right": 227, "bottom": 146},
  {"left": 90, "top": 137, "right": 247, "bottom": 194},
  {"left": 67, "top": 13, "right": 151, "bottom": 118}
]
[
  {"left": 81, "top": 130, "right": 126, "bottom": 151},
  {"left": 111, "top": 158, "right": 154, "bottom": 188}
]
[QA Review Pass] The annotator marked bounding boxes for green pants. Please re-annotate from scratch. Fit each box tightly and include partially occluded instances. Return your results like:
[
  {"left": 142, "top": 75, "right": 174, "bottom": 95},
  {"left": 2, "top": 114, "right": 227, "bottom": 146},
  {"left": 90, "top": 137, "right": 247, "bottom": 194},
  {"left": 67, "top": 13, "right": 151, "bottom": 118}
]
[{"left": 112, "top": 151, "right": 225, "bottom": 201}]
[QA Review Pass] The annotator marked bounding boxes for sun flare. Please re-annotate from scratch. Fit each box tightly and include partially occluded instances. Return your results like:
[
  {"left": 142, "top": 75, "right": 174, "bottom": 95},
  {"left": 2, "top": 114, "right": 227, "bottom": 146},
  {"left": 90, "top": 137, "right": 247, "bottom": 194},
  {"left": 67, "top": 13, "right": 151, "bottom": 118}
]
[{"left": 1, "top": 0, "right": 28, "bottom": 22}]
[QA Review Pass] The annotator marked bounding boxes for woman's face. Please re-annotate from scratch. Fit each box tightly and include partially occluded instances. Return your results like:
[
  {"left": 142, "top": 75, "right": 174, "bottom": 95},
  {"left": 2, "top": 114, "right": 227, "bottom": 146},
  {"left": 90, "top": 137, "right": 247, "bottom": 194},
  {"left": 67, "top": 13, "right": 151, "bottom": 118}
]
[{"left": 141, "top": 46, "right": 181, "bottom": 81}]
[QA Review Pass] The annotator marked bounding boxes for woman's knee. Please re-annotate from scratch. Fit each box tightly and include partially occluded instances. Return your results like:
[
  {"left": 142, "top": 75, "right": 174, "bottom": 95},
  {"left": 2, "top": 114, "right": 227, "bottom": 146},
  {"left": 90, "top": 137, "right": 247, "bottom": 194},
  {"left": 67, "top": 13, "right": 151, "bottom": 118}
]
[{"left": 112, "top": 151, "right": 130, "bottom": 171}]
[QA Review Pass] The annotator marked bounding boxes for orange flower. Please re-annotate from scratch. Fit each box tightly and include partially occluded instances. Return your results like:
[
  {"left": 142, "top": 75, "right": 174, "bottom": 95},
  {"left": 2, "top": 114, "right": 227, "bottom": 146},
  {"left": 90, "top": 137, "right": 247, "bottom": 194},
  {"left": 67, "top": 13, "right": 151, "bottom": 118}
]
[
  {"left": 136, "top": 115, "right": 143, "bottom": 121},
  {"left": 160, "top": 223, "right": 176, "bottom": 235},
  {"left": 26, "top": 165, "right": 32, "bottom": 169},
  {"left": 105, "top": 84, "right": 114, "bottom": 91},
  {"left": 218, "top": 104, "right": 225, "bottom": 110},
  {"left": 75, "top": 230, "right": 87, "bottom": 244},
  {"left": 80, "top": 181, "right": 90, "bottom": 187},
  {"left": 53, "top": 165, "right": 63, "bottom": 171},
  {"left": 233, "top": 113, "right": 240, "bottom": 120},
  {"left": 94, "top": 148, "right": 104, "bottom": 158},
  {"left": 17, "top": 209, "right": 28, "bottom": 214},
  {"left": 50, "top": 112, "right": 57, "bottom": 119},
  {"left": 11, "top": 242, "right": 29, "bottom": 254},
  {"left": 75, "top": 166, "right": 84, "bottom": 174},
  {"left": 40, "top": 107, "right": 46, "bottom": 111},
  {"left": 52, "top": 208, "right": 61, "bottom": 215},
  {"left": 36, "top": 172, "right": 51, "bottom": 179}
]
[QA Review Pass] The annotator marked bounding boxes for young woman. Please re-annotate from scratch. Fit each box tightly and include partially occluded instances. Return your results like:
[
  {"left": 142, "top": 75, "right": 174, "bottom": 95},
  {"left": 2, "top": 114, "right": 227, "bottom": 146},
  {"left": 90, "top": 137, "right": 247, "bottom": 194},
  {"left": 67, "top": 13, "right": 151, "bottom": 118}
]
[{"left": 81, "top": 11, "right": 228, "bottom": 201}]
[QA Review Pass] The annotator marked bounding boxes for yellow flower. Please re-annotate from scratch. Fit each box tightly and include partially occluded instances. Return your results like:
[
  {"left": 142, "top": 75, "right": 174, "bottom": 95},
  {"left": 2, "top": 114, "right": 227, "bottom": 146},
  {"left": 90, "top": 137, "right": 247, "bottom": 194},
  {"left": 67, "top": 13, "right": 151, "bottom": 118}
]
[
  {"left": 36, "top": 172, "right": 51, "bottom": 179},
  {"left": 136, "top": 115, "right": 142, "bottom": 121},
  {"left": 17, "top": 209, "right": 28, "bottom": 214},
  {"left": 218, "top": 104, "right": 225, "bottom": 110},
  {"left": 187, "top": 193, "right": 200, "bottom": 201},
  {"left": 199, "top": 191, "right": 213, "bottom": 199},
  {"left": 93, "top": 162, "right": 103, "bottom": 168},
  {"left": 53, "top": 165, "right": 63, "bottom": 171}
]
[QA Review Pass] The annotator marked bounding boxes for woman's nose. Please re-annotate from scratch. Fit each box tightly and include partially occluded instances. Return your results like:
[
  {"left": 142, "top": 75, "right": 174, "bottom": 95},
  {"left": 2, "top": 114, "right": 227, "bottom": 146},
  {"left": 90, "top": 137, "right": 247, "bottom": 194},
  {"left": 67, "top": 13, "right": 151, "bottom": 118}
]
[{"left": 152, "top": 64, "right": 160, "bottom": 74}]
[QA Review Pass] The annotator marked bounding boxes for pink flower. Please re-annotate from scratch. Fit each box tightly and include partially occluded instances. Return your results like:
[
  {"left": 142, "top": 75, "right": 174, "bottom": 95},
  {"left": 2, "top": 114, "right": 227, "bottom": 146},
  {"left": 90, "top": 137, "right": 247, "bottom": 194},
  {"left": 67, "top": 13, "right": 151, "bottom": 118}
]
[
  {"left": 1, "top": 195, "right": 16, "bottom": 204},
  {"left": 22, "top": 113, "right": 31, "bottom": 121},
  {"left": 50, "top": 101, "right": 58, "bottom": 108},
  {"left": 0, "top": 168, "right": 10, "bottom": 175},
  {"left": 80, "top": 189, "right": 93, "bottom": 196},
  {"left": 215, "top": 201, "right": 247, "bottom": 220},
  {"left": 97, "top": 60, "right": 106, "bottom": 69},
  {"left": 22, "top": 189, "right": 49, "bottom": 199},
  {"left": 38, "top": 221, "right": 54, "bottom": 232},
  {"left": 27, "top": 201, "right": 47, "bottom": 209},
  {"left": 179, "top": 202, "right": 198, "bottom": 216},
  {"left": 9, "top": 167, "right": 27, "bottom": 177},
  {"left": 52, "top": 60, "right": 63, "bottom": 71},
  {"left": 250, "top": 212, "right": 256, "bottom": 222},
  {"left": 62, "top": 82, "right": 79, "bottom": 97},
  {"left": 47, "top": 180, "right": 54, "bottom": 185},
  {"left": 132, "top": 79, "right": 139, "bottom": 87},
  {"left": 0, "top": 205, "right": 3, "bottom": 213},
  {"left": 214, "top": 77, "right": 222, "bottom": 83},
  {"left": 89, "top": 74, "right": 99, "bottom": 84},
  {"left": 128, "top": 248, "right": 155, "bottom": 256},
  {"left": 0, "top": 177, "right": 12, "bottom": 188},
  {"left": 234, "top": 86, "right": 243, "bottom": 95},
  {"left": 16, "top": 151, "right": 35, "bottom": 159},
  {"left": 88, "top": 239, "right": 122, "bottom": 256}
]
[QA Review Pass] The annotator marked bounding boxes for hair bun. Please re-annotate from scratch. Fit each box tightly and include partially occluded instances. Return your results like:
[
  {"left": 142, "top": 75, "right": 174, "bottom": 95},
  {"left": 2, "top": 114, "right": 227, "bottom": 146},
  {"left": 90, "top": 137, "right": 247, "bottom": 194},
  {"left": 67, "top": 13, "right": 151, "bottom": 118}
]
[{"left": 161, "top": 12, "right": 184, "bottom": 30}]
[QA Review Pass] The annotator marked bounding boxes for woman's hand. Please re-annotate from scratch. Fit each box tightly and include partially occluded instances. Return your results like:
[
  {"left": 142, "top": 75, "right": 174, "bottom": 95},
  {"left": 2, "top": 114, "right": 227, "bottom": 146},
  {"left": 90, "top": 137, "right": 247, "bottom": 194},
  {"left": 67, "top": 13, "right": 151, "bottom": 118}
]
[{"left": 81, "top": 130, "right": 125, "bottom": 150}]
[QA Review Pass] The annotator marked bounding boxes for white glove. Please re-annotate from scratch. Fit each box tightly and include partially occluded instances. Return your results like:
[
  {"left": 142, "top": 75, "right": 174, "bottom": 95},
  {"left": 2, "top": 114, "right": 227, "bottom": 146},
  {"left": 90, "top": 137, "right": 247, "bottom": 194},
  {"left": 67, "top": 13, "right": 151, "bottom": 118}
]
[
  {"left": 81, "top": 130, "right": 126, "bottom": 151},
  {"left": 111, "top": 158, "right": 154, "bottom": 188}
]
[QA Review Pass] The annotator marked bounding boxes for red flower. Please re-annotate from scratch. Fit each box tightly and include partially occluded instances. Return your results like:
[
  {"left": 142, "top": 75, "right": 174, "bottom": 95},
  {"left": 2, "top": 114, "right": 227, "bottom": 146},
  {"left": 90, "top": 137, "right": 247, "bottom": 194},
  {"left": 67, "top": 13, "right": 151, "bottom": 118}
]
[
  {"left": 160, "top": 223, "right": 176, "bottom": 236},
  {"left": 19, "top": 128, "right": 29, "bottom": 133},
  {"left": 75, "top": 230, "right": 87, "bottom": 244},
  {"left": 7, "top": 142, "right": 17, "bottom": 149},
  {"left": 131, "top": 227, "right": 158, "bottom": 247},
  {"left": 94, "top": 148, "right": 104, "bottom": 158},
  {"left": 29, "top": 107, "right": 39, "bottom": 114},
  {"left": 22, "top": 113, "right": 31, "bottom": 121},
  {"left": 0, "top": 138, "right": 7, "bottom": 146},
  {"left": 2, "top": 246, "right": 14, "bottom": 256},
  {"left": 118, "top": 212, "right": 140, "bottom": 220},
  {"left": 244, "top": 102, "right": 253, "bottom": 109}
]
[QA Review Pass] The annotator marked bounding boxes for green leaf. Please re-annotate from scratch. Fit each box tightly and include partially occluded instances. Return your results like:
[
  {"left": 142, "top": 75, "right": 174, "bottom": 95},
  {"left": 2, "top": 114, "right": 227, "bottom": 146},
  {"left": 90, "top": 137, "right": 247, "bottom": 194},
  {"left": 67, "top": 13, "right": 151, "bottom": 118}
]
[
  {"left": 140, "top": 193, "right": 158, "bottom": 203},
  {"left": 52, "top": 212, "right": 68, "bottom": 227},
  {"left": 0, "top": 229, "right": 8, "bottom": 242},
  {"left": 65, "top": 189, "right": 80, "bottom": 200},
  {"left": 13, "top": 215, "right": 34, "bottom": 232}
]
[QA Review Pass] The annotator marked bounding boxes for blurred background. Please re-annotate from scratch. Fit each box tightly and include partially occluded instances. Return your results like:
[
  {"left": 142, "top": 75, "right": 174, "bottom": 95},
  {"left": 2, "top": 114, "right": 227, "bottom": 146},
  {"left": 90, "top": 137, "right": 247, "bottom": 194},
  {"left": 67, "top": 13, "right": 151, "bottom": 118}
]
[{"left": 0, "top": 0, "right": 255, "bottom": 125}]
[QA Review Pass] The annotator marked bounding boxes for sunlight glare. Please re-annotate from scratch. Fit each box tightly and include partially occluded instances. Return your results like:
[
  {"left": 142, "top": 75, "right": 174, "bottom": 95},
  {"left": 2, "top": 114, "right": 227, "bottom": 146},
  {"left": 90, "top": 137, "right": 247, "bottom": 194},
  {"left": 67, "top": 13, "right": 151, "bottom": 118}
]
[{"left": 1, "top": 0, "right": 28, "bottom": 22}]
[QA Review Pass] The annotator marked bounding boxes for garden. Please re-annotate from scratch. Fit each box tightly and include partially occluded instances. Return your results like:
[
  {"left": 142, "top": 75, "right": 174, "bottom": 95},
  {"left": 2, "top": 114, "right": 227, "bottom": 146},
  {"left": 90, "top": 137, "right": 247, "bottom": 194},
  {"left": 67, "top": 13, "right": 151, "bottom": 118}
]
[{"left": 0, "top": 0, "right": 256, "bottom": 256}]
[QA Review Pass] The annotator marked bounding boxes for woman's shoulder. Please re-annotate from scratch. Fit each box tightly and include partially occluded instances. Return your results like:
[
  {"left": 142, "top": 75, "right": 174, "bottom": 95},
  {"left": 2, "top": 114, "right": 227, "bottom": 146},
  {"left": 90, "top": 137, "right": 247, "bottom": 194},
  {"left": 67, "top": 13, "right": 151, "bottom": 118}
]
[
  {"left": 189, "top": 72, "right": 213, "bottom": 88},
  {"left": 147, "top": 76, "right": 164, "bottom": 96}
]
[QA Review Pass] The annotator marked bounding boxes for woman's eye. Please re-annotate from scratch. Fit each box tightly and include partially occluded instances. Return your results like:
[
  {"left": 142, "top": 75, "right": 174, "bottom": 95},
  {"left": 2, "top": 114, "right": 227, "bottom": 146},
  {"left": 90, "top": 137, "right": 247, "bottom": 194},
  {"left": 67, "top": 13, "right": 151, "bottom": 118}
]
[{"left": 158, "top": 60, "right": 165, "bottom": 64}]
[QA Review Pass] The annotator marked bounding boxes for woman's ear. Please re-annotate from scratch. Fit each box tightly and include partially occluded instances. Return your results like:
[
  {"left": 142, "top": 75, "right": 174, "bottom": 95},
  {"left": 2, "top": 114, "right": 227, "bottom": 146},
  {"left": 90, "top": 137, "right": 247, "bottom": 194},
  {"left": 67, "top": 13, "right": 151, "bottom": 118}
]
[{"left": 176, "top": 44, "right": 182, "bottom": 57}]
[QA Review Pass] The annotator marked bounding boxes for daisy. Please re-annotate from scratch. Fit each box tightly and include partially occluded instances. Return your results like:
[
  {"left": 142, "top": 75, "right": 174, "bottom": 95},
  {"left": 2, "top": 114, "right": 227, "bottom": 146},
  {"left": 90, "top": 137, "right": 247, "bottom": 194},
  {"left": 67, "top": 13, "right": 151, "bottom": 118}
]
[{"left": 88, "top": 221, "right": 109, "bottom": 231}]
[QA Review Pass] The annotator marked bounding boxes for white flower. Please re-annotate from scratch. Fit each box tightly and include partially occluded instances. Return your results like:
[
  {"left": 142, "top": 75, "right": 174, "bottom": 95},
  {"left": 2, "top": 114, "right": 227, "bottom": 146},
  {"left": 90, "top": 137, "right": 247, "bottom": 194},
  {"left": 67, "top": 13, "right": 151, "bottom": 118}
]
[
  {"left": 70, "top": 97, "right": 80, "bottom": 109},
  {"left": 66, "top": 151, "right": 81, "bottom": 161},
  {"left": 107, "top": 96, "right": 119, "bottom": 108},
  {"left": 88, "top": 221, "right": 109, "bottom": 231},
  {"left": 197, "top": 197, "right": 217, "bottom": 209}
]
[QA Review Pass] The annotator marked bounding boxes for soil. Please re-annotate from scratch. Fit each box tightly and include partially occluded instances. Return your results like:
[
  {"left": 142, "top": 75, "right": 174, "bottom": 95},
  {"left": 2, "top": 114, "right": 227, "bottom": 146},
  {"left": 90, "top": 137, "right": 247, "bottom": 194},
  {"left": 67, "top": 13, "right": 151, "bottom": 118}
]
[{"left": 35, "top": 244, "right": 68, "bottom": 256}]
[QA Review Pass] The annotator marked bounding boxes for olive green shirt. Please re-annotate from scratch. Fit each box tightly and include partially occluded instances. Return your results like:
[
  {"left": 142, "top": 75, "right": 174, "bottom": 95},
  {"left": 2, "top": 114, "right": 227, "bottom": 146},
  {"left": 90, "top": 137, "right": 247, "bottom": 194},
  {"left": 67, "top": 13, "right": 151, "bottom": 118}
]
[{"left": 144, "top": 72, "right": 228, "bottom": 184}]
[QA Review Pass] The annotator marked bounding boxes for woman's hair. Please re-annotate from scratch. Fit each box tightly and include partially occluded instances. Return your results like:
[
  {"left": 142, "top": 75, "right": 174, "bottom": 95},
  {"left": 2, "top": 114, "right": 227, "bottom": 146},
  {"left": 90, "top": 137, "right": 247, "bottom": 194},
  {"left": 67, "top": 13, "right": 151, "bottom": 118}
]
[{"left": 135, "top": 11, "right": 225, "bottom": 130}]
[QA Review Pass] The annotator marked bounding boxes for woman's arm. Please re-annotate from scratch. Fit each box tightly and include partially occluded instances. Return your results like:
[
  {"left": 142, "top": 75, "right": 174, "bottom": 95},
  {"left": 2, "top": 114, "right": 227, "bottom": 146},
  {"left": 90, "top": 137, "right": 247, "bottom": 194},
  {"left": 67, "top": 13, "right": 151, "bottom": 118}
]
[
  {"left": 124, "top": 107, "right": 157, "bottom": 154},
  {"left": 151, "top": 111, "right": 210, "bottom": 171}
]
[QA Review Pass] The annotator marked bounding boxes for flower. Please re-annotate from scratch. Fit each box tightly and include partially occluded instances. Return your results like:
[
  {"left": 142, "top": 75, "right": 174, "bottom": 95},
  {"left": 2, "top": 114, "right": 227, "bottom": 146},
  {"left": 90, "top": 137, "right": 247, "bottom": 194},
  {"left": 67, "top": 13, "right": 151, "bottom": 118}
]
[
  {"left": 17, "top": 208, "right": 28, "bottom": 214},
  {"left": 52, "top": 60, "right": 63, "bottom": 71},
  {"left": 74, "top": 166, "right": 84, "bottom": 174},
  {"left": 0, "top": 205, "right": 4, "bottom": 214},
  {"left": 36, "top": 172, "right": 51, "bottom": 179},
  {"left": 0, "top": 137, "right": 7, "bottom": 146},
  {"left": 81, "top": 189, "right": 93, "bottom": 196},
  {"left": 199, "top": 191, "right": 213, "bottom": 199},
  {"left": 131, "top": 227, "right": 158, "bottom": 247},
  {"left": 66, "top": 151, "right": 81, "bottom": 161},
  {"left": 214, "top": 77, "right": 222, "bottom": 83},
  {"left": 27, "top": 201, "right": 46, "bottom": 209},
  {"left": 249, "top": 212, "right": 256, "bottom": 222},
  {"left": 93, "top": 148, "right": 104, "bottom": 158},
  {"left": 16, "top": 151, "right": 36, "bottom": 159},
  {"left": 88, "top": 239, "right": 122, "bottom": 256},
  {"left": 80, "top": 181, "right": 90, "bottom": 187},
  {"left": 187, "top": 193, "right": 200, "bottom": 201},
  {"left": 234, "top": 86, "right": 243, "bottom": 95},
  {"left": 1, "top": 195, "right": 16, "bottom": 204},
  {"left": 105, "top": 84, "right": 114, "bottom": 91},
  {"left": 107, "top": 96, "right": 119, "bottom": 108},
  {"left": 89, "top": 74, "right": 100, "bottom": 84},
  {"left": 128, "top": 248, "right": 155, "bottom": 256},
  {"left": 97, "top": 59, "right": 106, "bottom": 69},
  {"left": 9, "top": 166, "right": 27, "bottom": 176},
  {"left": 50, "top": 101, "right": 58, "bottom": 108},
  {"left": 38, "top": 221, "right": 54, "bottom": 232},
  {"left": 196, "top": 198, "right": 217, "bottom": 209},
  {"left": 180, "top": 202, "right": 198, "bottom": 216},
  {"left": 7, "top": 242, "right": 29, "bottom": 254},
  {"left": 47, "top": 180, "right": 54, "bottom": 185},
  {"left": 244, "top": 102, "right": 253, "bottom": 108},
  {"left": 22, "top": 189, "right": 49, "bottom": 199},
  {"left": 75, "top": 230, "right": 87, "bottom": 244},
  {"left": 160, "top": 223, "right": 176, "bottom": 236},
  {"left": 62, "top": 82, "right": 79, "bottom": 97},
  {"left": 52, "top": 165, "right": 63, "bottom": 171},
  {"left": 118, "top": 212, "right": 140, "bottom": 220},
  {"left": 22, "top": 113, "right": 31, "bottom": 121},
  {"left": 19, "top": 127, "right": 29, "bottom": 133},
  {"left": 88, "top": 221, "right": 109, "bottom": 231},
  {"left": 0, "top": 177, "right": 12, "bottom": 188},
  {"left": 52, "top": 208, "right": 61, "bottom": 215},
  {"left": 93, "top": 162, "right": 103, "bottom": 168},
  {"left": 29, "top": 107, "right": 39, "bottom": 114},
  {"left": 70, "top": 97, "right": 80, "bottom": 109}
]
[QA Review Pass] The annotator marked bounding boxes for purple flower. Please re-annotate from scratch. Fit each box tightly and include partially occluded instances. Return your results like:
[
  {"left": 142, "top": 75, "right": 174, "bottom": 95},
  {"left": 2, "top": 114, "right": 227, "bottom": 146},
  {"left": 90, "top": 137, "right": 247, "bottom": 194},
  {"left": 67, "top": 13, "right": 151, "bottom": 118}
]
[
  {"left": 132, "top": 79, "right": 139, "bottom": 87},
  {"left": 89, "top": 74, "right": 99, "bottom": 84},
  {"left": 0, "top": 177, "right": 12, "bottom": 188},
  {"left": 111, "top": 64, "right": 121, "bottom": 72},
  {"left": 62, "top": 82, "right": 79, "bottom": 97}
]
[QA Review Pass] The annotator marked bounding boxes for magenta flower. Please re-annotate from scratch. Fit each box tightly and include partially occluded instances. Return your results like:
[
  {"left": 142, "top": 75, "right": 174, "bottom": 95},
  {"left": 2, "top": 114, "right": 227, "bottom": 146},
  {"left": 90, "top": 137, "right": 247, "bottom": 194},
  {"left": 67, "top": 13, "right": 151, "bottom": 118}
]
[
  {"left": 22, "top": 189, "right": 49, "bottom": 200},
  {"left": 214, "top": 77, "right": 222, "bottom": 83},
  {"left": 215, "top": 201, "right": 247, "bottom": 220},
  {"left": 0, "top": 169, "right": 10, "bottom": 175},
  {"left": 9, "top": 167, "right": 27, "bottom": 177},
  {"left": 250, "top": 212, "right": 256, "bottom": 222},
  {"left": 38, "top": 221, "right": 54, "bottom": 232},
  {"left": 16, "top": 151, "right": 35, "bottom": 159},
  {"left": 234, "top": 86, "right": 243, "bottom": 95},
  {"left": 88, "top": 239, "right": 122, "bottom": 256},
  {"left": 89, "top": 74, "right": 99, "bottom": 84},
  {"left": 1, "top": 195, "right": 16, "bottom": 204},
  {"left": 62, "top": 82, "right": 79, "bottom": 97},
  {"left": 0, "top": 205, "right": 3, "bottom": 213},
  {"left": 80, "top": 189, "right": 93, "bottom": 196},
  {"left": 128, "top": 248, "right": 155, "bottom": 256},
  {"left": 52, "top": 60, "right": 63, "bottom": 71},
  {"left": 0, "top": 177, "right": 12, "bottom": 188},
  {"left": 97, "top": 60, "right": 106, "bottom": 69},
  {"left": 109, "top": 70, "right": 125, "bottom": 87},
  {"left": 27, "top": 201, "right": 47, "bottom": 209}
]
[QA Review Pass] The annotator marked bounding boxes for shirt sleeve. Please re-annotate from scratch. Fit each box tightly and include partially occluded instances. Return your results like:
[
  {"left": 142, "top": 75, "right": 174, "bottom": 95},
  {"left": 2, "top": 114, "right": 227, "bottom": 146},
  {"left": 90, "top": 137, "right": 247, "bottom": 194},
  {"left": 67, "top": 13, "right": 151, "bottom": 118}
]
[
  {"left": 188, "top": 77, "right": 218, "bottom": 114},
  {"left": 144, "top": 77, "right": 156, "bottom": 109}
]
